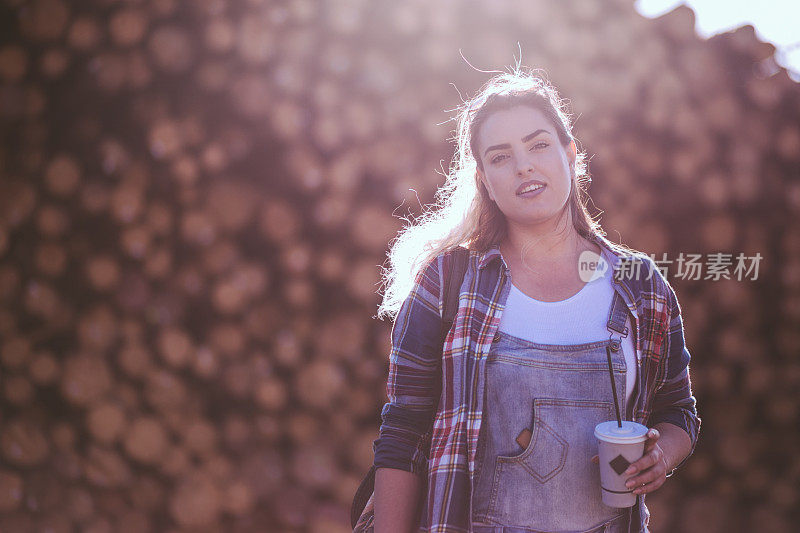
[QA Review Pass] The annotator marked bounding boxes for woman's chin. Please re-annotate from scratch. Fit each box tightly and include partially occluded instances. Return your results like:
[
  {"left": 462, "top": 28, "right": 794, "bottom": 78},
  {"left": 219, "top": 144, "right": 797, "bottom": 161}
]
[{"left": 506, "top": 207, "right": 566, "bottom": 227}]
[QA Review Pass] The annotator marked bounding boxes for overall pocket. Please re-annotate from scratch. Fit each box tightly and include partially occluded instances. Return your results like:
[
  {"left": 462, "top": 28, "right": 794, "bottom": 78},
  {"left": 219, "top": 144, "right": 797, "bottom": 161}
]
[
  {"left": 495, "top": 401, "right": 569, "bottom": 483},
  {"left": 486, "top": 398, "right": 616, "bottom": 527}
]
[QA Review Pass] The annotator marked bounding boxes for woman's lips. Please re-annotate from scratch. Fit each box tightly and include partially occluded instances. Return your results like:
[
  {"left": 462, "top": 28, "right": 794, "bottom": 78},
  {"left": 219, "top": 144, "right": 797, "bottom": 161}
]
[
  {"left": 517, "top": 184, "right": 546, "bottom": 198},
  {"left": 516, "top": 179, "right": 546, "bottom": 195}
]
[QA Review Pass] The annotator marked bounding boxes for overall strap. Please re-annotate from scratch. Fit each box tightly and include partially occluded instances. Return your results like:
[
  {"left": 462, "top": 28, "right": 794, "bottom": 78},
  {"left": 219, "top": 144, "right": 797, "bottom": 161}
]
[
  {"left": 605, "top": 289, "right": 630, "bottom": 428},
  {"left": 606, "top": 290, "right": 630, "bottom": 338}
]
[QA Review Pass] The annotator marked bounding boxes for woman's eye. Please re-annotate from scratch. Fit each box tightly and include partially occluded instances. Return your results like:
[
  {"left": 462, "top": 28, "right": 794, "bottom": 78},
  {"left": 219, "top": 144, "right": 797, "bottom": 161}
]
[{"left": 490, "top": 143, "right": 547, "bottom": 164}]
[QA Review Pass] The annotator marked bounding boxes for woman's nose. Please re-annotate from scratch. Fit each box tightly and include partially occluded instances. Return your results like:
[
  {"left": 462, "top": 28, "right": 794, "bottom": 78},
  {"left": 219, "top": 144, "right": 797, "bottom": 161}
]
[{"left": 516, "top": 158, "right": 535, "bottom": 176}]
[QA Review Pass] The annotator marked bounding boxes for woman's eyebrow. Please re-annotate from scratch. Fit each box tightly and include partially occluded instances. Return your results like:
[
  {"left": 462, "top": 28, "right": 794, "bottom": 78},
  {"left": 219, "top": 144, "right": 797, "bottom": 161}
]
[{"left": 483, "top": 129, "right": 551, "bottom": 156}]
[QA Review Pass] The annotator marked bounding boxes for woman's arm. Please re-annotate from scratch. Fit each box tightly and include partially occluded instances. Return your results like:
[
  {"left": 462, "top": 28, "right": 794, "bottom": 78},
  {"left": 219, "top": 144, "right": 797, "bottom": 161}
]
[
  {"left": 648, "top": 278, "right": 702, "bottom": 476},
  {"left": 652, "top": 421, "right": 693, "bottom": 474},
  {"left": 374, "top": 467, "right": 424, "bottom": 533},
  {"left": 372, "top": 257, "right": 445, "bottom": 528}
]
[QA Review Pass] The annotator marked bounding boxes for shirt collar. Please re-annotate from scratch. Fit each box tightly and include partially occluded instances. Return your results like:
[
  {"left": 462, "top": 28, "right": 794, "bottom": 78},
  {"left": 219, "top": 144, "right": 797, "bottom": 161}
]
[{"left": 477, "top": 245, "right": 503, "bottom": 270}]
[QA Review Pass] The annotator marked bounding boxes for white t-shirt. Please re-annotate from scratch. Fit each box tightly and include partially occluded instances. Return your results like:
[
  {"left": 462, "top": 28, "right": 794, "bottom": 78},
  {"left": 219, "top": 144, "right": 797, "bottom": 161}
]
[{"left": 497, "top": 265, "right": 638, "bottom": 416}]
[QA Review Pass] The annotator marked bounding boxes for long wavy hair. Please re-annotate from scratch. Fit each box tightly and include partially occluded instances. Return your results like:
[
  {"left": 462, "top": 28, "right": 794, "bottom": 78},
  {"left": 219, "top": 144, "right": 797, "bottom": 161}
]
[{"left": 377, "top": 67, "right": 604, "bottom": 320}]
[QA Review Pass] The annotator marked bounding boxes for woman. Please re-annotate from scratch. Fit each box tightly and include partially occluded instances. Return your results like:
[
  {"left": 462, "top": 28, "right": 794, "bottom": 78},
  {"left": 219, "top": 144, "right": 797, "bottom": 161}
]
[{"left": 369, "top": 68, "right": 701, "bottom": 533}]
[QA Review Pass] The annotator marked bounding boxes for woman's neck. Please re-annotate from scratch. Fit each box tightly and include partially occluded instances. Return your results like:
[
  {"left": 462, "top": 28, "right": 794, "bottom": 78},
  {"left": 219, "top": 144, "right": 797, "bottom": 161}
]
[{"left": 501, "top": 216, "right": 594, "bottom": 269}]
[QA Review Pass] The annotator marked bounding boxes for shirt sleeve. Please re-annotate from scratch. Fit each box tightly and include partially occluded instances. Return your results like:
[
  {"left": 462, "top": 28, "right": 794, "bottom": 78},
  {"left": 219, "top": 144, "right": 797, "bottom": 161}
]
[
  {"left": 649, "top": 276, "right": 702, "bottom": 477},
  {"left": 373, "top": 255, "right": 444, "bottom": 475}
]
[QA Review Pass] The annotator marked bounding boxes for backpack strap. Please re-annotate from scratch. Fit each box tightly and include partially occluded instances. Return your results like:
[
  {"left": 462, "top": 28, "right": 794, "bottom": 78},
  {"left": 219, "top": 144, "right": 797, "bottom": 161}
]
[{"left": 441, "top": 246, "right": 470, "bottom": 342}]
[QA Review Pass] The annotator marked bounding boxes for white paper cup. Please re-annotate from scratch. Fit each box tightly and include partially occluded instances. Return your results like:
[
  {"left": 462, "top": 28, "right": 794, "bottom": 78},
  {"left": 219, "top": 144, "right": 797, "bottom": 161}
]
[{"left": 594, "top": 421, "right": 649, "bottom": 508}]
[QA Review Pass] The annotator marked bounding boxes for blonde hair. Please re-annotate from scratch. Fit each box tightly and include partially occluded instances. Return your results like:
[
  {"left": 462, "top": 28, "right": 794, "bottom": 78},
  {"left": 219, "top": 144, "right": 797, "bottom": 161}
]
[{"left": 377, "top": 66, "right": 604, "bottom": 320}]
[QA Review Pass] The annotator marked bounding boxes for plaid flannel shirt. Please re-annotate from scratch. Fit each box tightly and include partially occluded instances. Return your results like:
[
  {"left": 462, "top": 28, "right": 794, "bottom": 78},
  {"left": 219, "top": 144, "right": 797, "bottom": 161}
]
[{"left": 373, "top": 232, "right": 701, "bottom": 533}]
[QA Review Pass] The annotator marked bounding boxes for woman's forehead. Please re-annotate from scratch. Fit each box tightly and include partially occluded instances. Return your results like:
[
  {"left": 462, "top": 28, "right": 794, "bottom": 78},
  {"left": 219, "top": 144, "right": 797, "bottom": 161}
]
[{"left": 477, "top": 105, "right": 553, "bottom": 147}]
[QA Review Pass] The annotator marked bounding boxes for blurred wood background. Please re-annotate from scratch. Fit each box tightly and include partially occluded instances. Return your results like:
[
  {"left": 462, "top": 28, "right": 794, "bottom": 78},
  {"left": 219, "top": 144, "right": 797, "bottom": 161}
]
[{"left": 0, "top": 0, "right": 798, "bottom": 531}]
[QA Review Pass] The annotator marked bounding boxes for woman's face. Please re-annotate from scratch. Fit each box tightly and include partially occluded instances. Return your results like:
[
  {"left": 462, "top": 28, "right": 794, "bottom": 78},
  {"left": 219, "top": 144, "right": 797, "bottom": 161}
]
[{"left": 476, "top": 105, "right": 577, "bottom": 230}]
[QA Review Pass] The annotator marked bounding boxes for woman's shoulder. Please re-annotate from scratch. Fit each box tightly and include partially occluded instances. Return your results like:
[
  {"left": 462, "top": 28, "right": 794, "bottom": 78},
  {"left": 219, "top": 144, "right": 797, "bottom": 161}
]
[
  {"left": 438, "top": 244, "right": 496, "bottom": 277},
  {"left": 412, "top": 245, "right": 474, "bottom": 288},
  {"left": 425, "top": 245, "right": 476, "bottom": 278},
  {"left": 417, "top": 245, "right": 488, "bottom": 289}
]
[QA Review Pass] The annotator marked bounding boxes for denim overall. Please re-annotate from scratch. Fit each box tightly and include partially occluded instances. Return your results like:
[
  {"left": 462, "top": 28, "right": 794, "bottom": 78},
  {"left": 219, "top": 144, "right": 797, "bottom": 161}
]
[{"left": 471, "top": 291, "right": 632, "bottom": 533}]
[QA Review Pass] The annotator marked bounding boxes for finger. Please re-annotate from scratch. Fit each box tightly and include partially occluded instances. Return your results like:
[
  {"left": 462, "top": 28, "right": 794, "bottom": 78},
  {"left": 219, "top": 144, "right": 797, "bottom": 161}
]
[
  {"left": 637, "top": 430, "right": 661, "bottom": 464},
  {"left": 623, "top": 450, "right": 656, "bottom": 476},
  {"left": 636, "top": 446, "right": 664, "bottom": 473},
  {"left": 625, "top": 462, "right": 665, "bottom": 489},
  {"left": 642, "top": 429, "right": 660, "bottom": 451},
  {"left": 625, "top": 452, "right": 667, "bottom": 487},
  {"left": 632, "top": 475, "right": 666, "bottom": 495},
  {"left": 623, "top": 446, "right": 664, "bottom": 476}
]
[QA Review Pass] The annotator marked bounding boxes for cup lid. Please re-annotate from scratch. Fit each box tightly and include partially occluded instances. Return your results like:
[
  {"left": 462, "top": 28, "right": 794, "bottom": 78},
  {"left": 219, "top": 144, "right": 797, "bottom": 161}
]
[{"left": 595, "top": 421, "right": 649, "bottom": 444}]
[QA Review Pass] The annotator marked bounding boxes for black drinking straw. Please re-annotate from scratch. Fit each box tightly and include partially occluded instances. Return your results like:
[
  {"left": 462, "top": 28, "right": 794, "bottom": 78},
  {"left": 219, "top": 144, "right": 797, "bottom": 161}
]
[{"left": 606, "top": 343, "right": 623, "bottom": 428}]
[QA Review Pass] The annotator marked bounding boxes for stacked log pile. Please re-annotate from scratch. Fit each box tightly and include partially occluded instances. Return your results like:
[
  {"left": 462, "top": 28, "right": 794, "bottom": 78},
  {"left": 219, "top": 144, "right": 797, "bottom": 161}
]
[{"left": 0, "top": 0, "right": 797, "bottom": 531}]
